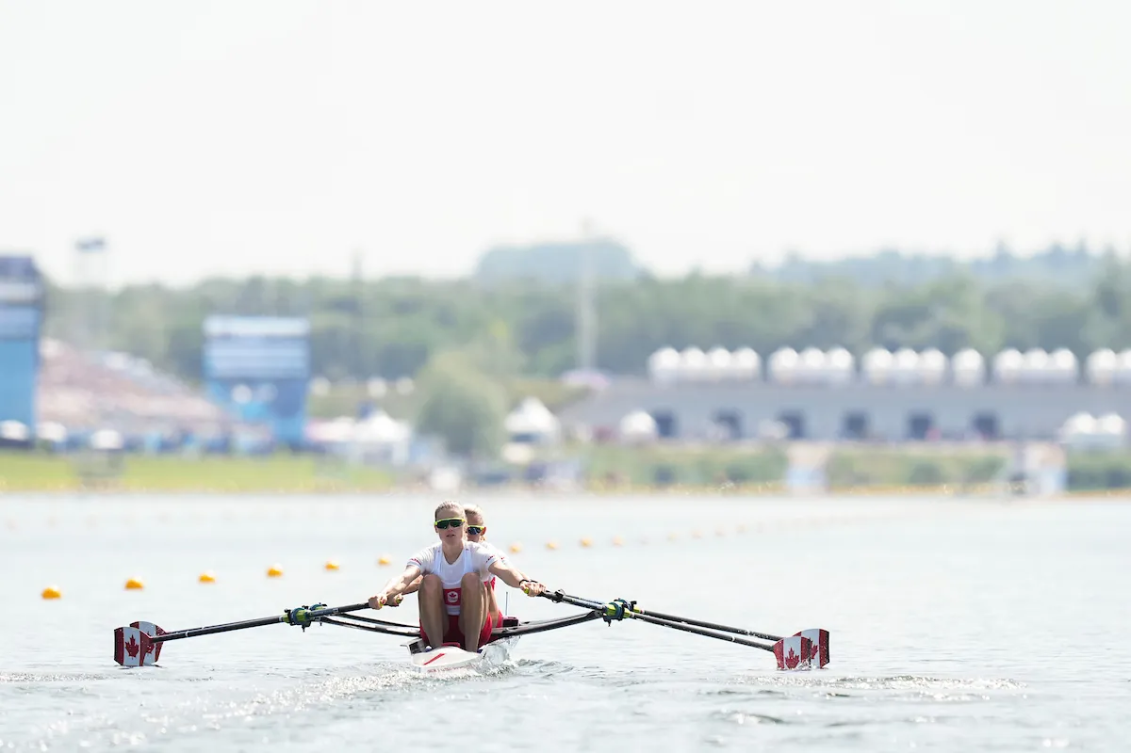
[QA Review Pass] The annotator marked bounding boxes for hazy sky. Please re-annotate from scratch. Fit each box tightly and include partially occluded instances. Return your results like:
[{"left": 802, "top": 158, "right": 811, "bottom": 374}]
[{"left": 3, "top": 0, "right": 1131, "bottom": 286}]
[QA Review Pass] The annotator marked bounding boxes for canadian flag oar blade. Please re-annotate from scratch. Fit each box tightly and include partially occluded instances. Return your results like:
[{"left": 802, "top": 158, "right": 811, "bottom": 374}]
[
  {"left": 794, "top": 628, "right": 830, "bottom": 668},
  {"left": 114, "top": 623, "right": 166, "bottom": 667},
  {"left": 773, "top": 635, "right": 813, "bottom": 671}
]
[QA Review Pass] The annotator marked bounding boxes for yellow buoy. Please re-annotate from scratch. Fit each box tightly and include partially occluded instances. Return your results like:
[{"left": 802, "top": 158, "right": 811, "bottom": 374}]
[
  {"left": 509, "top": 543, "right": 523, "bottom": 554},
  {"left": 325, "top": 560, "right": 340, "bottom": 571},
  {"left": 546, "top": 540, "right": 559, "bottom": 550},
  {"left": 580, "top": 537, "right": 592, "bottom": 548},
  {"left": 612, "top": 536, "right": 624, "bottom": 547},
  {"left": 125, "top": 577, "right": 145, "bottom": 591},
  {"left": 267, "top": 564, "right": 284, "bottom": 578},
  {"left": 377, "top": 555, "right": 391, "bottom": 566},
  {"left": 198, "top": 571, "right": 216, "bottom": 584},
  {"left": 41, "top": 586, "right": 61, "bottom": 600}
]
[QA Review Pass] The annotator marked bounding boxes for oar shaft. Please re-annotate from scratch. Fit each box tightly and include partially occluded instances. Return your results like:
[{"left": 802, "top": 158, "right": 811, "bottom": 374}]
[
  {"left": 539, "top": 591, "right": 605, "bottom": 611},
  {"left": 628, "top": 611, "right": 775, "bottom": 652},
  {"left": 540, "top": 591, "right": 776, "bottom": 652},
  {"left": 150, "top": 603, "right": 370, "bottom": 644},
  {"left": 633, "top": 608, "right": 782, "bottom": 642}
]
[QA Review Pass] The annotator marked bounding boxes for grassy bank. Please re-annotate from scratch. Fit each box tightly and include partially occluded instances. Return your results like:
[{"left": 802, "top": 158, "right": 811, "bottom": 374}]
[
  {"left": 579, "top": 443, "right": 790, "bottom": 488},
  {"left": 825, "top": 446, "right": 1010, "bottom": 490},
  {"left": 6, "top": 444, "right": 1131, "bottom": 495},
  {"left": 0, "top": 453, "right": 396, "bottom": 493}
]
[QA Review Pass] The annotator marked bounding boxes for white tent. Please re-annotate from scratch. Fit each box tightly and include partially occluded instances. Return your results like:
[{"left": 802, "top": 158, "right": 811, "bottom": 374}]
[
  {"left": 505, "top": 397, "right": 561, "bottom": 443},
  {"left": 0, "top": 420, "right": 30, "bottom": 442},
  {"left": 353, "top": 411, "right": 411, "bottom": 445},
  {"left": 90, "top": 429, "right": 125, "bottom": 451},
  {"left": 619, "top": 410, "right": 658, "bottom": 443}
]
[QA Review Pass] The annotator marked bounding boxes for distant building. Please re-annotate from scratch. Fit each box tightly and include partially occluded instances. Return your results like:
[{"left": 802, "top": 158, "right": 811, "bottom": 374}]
[
  {"left": 558, "top": 346, "right": 1131, "bottom": 442},
  {"left": 0, "top": 255, "right": 44, "bottom": 439}
]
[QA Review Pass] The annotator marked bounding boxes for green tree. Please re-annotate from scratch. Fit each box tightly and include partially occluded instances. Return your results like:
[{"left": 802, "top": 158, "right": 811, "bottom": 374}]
[{"left": 414, "top": 352, "right": 507, "bottom": 459}]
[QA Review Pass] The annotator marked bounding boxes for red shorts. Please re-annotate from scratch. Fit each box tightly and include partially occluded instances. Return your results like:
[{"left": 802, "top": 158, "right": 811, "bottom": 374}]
[{"left": 421, "top": 611, "right": 504, "bottom": 648}]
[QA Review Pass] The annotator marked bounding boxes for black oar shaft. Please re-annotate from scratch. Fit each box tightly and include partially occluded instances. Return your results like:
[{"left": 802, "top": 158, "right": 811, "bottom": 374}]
[
  {"left": 150, "top": 603, "right": 370, "bottom": 644},
  {"left": 319, "top": 617, "right": 419, "bottom": 638},
  {"left": 634, "top": 608, "right": 782, "bottom": 642},
  {"left": 539, "top": 591, "right": 775, "bottom": 652},
  {"left": 627, "top": 611, "right": 774, "bottom": 652}
]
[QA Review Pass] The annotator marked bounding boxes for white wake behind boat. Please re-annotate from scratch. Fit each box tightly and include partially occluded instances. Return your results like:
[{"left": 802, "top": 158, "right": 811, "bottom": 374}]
[{"left": 405, "top": 635, "right": 519, "bottom": 673}]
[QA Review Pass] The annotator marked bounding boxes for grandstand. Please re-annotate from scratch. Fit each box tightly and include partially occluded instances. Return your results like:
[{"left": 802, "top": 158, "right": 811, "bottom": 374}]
[{"left": 36, "top": 339, "right": 228, "bottom": 447}]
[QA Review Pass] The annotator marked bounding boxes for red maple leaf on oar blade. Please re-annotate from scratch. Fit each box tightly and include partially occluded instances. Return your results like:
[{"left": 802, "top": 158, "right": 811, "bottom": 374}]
[
  {"left": 125, "top": 635, "right": 140, "bottom": 658},
  {"left": 785, "top": 647, "right": 800, "bottom": 669}
]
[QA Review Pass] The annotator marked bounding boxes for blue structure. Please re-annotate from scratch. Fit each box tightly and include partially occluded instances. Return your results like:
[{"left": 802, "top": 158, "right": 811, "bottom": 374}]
[
  {"left": 0, "top": 256, "right": 44, "bottom": 435},
  {"left": 202, "top": 316, "right": 311, "bottom": 447}
]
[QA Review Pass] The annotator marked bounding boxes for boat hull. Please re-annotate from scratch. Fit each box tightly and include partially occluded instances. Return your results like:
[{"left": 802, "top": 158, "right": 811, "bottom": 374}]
[{"left": 406, "top": 636, "right": 519, "bottom": 673}]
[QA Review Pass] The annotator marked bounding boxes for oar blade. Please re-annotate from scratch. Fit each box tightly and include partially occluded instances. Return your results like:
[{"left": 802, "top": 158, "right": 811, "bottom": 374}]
[
  {"left": 794, "top": 628, "right": 830, "bottom": 668},
  {"left": 772, "top": 635, "right": 813, "bottom": 671},
  {"left": 113, "top": 619, "right": 161, "bottom": 664},
  {"left": 132, "top": 621, "right": 166, "bottom": 663}
]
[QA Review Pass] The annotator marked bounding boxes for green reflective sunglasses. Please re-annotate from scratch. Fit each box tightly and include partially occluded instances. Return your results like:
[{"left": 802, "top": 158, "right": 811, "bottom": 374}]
[{"left": 434, "top": 518, "right": 465, "bottom": 529}]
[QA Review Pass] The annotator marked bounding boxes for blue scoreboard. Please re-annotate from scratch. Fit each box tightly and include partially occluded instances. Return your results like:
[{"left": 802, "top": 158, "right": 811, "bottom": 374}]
[
  {"left": 202, "top": 316, "right": 311, "bottom": 446},
  {"left": 0, "top": 256, "right": 44, "bottom": 433}
]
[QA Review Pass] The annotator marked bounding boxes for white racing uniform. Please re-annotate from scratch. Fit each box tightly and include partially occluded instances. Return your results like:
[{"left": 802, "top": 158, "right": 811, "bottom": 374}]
[{"left": 407, "top": 541, "right": 504, "bottom": 616}]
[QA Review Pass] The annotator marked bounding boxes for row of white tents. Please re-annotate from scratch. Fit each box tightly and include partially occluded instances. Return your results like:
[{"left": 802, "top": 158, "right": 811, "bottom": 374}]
[
  {"left": 615, "top": 410, "right": 1130, "bottom": 444},
  {"left": 648, "top": 347, "right": 1131, "bottom": 386}
]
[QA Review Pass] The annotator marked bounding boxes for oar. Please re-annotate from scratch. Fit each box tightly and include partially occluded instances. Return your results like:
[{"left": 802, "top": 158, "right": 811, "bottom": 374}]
[
  {"left": 539, "top": 590, "right": 819, "bottom": 670},
  {"left": 113, "top": 602, "right": 374, "bottom": 667},
  {"left": 630, "top": 605, "right": 831, "bottom": 668},
  {"left": 629, "top": 607, "right": 783, "bottom": 642},
  {"left": 539, "top": 590, "right": 772, "bottom": 650},
  {"left": 319, "top": 617, "right": 420, "bottom": 638}
]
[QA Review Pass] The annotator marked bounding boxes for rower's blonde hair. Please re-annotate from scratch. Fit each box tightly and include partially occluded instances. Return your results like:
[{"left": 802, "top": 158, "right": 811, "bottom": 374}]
[
  {"left": 433, "top": 500, "right": 464, "bottom": 520},
  {"left": 463, "top": 503, "right": 485, "bottom": 522}
]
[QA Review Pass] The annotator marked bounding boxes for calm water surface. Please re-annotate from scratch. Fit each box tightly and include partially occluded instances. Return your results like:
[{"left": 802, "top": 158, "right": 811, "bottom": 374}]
[{"left": 0, "top": 493, "right": 1128, "bottom": 751}]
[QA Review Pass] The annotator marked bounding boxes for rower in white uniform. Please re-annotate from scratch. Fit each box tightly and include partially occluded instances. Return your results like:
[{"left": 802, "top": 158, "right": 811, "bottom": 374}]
[{"left": 368, "top": 501, "right": 544, "bottom": 652}]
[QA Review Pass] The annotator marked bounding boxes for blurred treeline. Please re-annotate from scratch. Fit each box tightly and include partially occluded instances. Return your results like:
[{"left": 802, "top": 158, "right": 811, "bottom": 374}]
[{"left": 43, "top": 242, "right": 1131, "bottom": 382}]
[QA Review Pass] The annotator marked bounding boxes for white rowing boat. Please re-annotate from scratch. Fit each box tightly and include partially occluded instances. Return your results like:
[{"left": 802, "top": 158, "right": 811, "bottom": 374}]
[
  {"left": 111, "top": 594, "right": 830, "bottom": 672},
  {"left": 405, "top": 635, "right": 519, "bottom": 673}
]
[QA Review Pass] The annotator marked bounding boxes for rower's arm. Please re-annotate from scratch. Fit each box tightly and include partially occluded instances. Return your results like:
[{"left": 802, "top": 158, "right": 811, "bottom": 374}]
[
  {"left": 400, "top": 574, "right": 423, "bottom": 595},
  {"left": 488, "top": 559, "right": 538, "bottom": 590},
  {"left": 380, "top": 564, "right": 422, "bottom": 599}
]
